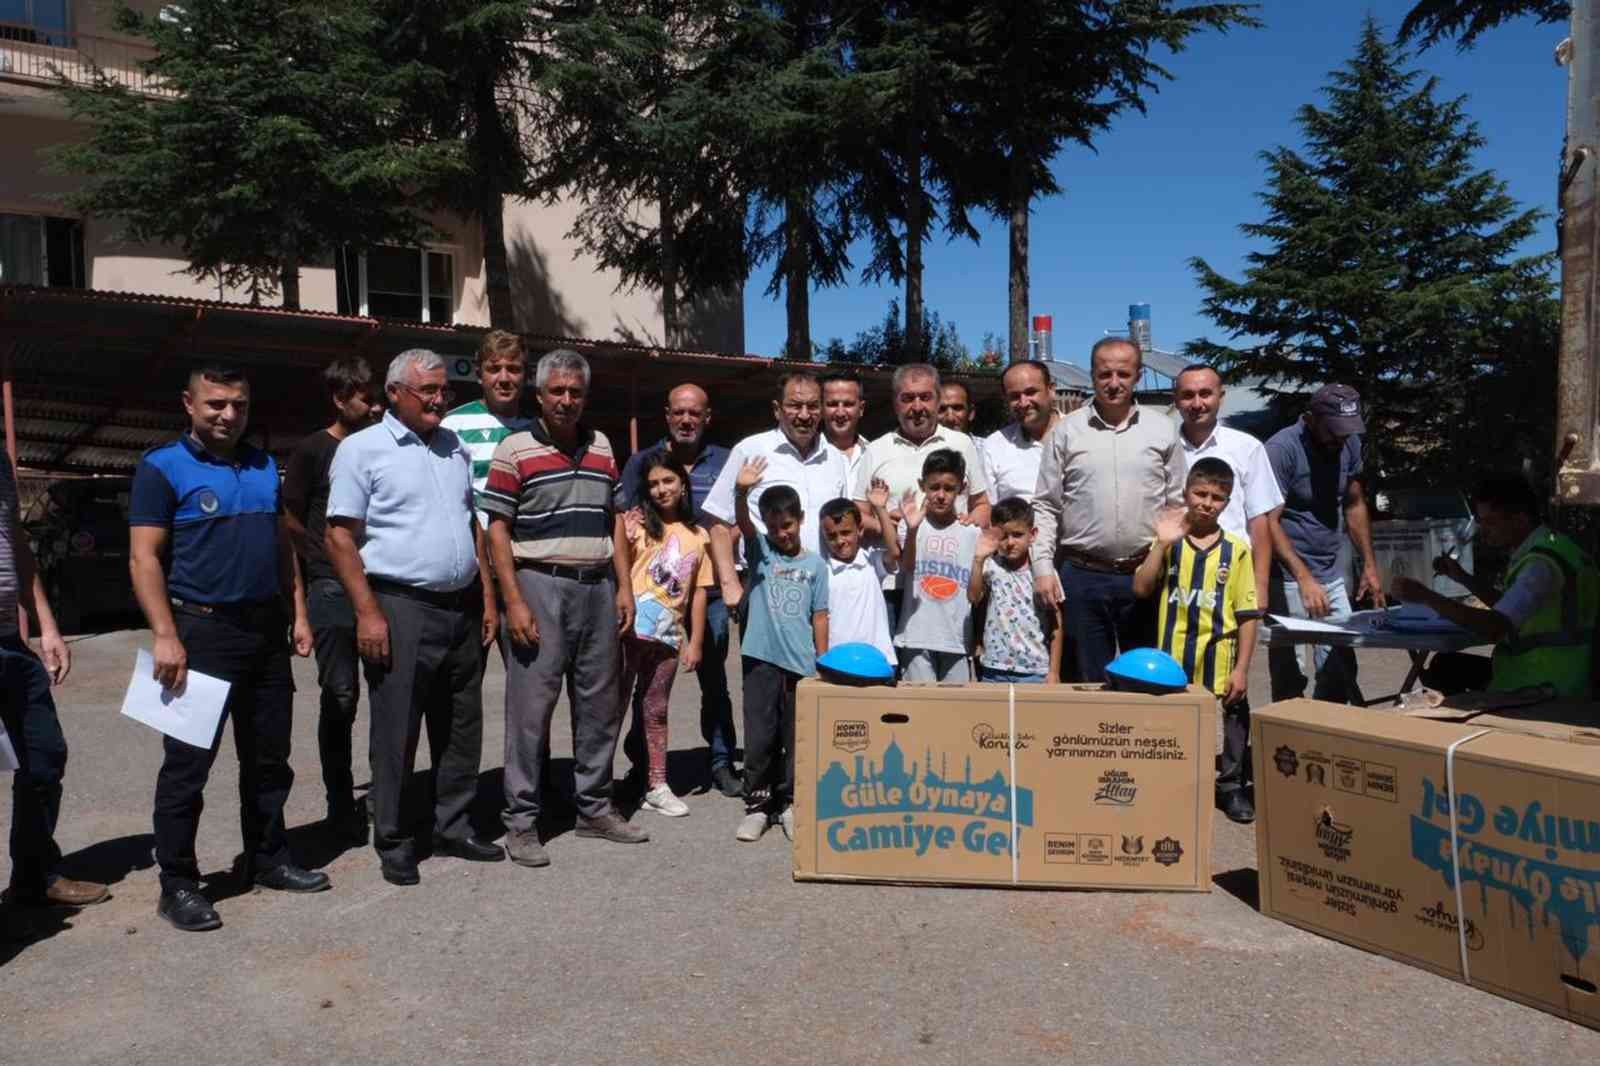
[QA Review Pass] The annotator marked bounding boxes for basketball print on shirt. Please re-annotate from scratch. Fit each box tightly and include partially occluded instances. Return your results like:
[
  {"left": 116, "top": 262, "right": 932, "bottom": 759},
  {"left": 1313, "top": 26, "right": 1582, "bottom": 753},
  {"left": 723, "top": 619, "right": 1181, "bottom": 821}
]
[{"left": 914, "top": 530, "right": 972, "bottom": 601}]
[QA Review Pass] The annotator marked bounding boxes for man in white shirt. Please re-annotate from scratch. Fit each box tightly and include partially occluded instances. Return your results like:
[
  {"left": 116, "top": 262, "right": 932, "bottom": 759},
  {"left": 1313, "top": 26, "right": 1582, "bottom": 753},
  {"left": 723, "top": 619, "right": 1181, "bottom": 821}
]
[
  {"left": 703, "top": 371, "right": 850, "bottom": 608},
  {"left": 1172, "top": 364, "right": 1283, "bottom": 605},
  {"left": 820, "top": 370, "right": 868, "bottom": 487},
  {"left": 982, "top": 360, "right": 1059, "bottom": 505}
]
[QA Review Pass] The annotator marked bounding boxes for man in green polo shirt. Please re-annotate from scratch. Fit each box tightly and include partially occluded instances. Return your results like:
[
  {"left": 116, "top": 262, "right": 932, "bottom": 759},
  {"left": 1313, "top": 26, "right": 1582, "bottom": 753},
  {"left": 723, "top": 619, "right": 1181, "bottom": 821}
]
[
  {"left": 440, "top": 330, "right": 533, "bottom": 521},
  {"left": 1392, "top": 473, "right": 1599, "bottom": 699}
]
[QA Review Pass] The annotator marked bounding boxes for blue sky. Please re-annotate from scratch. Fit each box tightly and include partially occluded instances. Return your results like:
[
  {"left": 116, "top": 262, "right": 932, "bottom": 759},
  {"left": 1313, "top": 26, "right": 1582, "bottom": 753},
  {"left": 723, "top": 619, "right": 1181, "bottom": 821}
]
[{"left": 740, "top": 3, "right": 1565, "bottom": 367}]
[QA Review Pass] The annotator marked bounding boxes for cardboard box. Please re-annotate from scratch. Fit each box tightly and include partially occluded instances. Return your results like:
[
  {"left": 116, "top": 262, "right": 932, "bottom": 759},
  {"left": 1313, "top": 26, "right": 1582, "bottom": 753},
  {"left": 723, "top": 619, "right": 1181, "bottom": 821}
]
[
  {"left": 1369, "top": 518, "right": 1473, "bottom": 598},
  {"left": 1253, "top": 699, "right": 1600, "bottom": 1030},
  {"left": 792, "top": 681, "right": 1215, "bottom": 891}
]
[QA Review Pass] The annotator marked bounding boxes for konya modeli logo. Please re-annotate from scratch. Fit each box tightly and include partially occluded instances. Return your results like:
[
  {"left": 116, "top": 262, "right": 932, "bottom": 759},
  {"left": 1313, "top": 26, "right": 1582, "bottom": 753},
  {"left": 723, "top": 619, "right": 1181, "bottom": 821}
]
[
  {"left": 1093, "top": 768, "right": 1137, "bottom": 806},
  {"left": 1414, "top": 901, "right": 1486, "bottom": 951},
  {"left": 971, "top": 723, "right": 1034, "bottom": 752},
  {"left": 1315, "top": 808, "right": 1354, "bottom": 862},
  {"left": 1274, "top": 745, "right": 1299, "bottom": 778},
  {"left": 1151, "top": 837, "right": 1183, "bottom": 866},
  {"left": 833, "top": 721, "right": 869, "bottom": 754}
]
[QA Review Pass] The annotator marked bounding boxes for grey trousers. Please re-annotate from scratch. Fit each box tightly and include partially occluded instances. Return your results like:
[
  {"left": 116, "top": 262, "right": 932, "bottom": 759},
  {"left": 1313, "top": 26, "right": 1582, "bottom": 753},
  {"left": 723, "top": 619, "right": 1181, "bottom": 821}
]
[
  {"left": 364, "top": 590, "right": 484, "bottom": 863},
  {"left": 502, "top": 569, "right": 622, "bottom": 831}
]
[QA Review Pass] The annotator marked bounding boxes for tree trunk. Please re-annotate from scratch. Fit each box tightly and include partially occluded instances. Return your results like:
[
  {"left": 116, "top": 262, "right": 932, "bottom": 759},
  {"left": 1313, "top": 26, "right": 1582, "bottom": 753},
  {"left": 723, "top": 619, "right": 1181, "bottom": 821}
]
[
  {"left": 1007, "top": 152, "right": 1030, "bottom": 363},
  {"left": 280, "top": 259, "right": 301, "bottom": 311},
  {"left": 904, "top": 128, "right": 926, "bottom": 362},
  {"left": 784, "top": 192, "right": 811, "bottom": 359},
  {"left": 660, "top": 182, "right": 680, "bottom": 348},
  {"left": 473, "top": 74, "right": 515, "bottom": 330}
]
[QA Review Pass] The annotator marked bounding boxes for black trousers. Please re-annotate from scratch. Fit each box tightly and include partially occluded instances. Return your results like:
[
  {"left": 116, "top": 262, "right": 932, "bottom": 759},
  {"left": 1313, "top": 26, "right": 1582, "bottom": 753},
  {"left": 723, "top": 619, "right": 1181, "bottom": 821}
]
[
  {"left": 1, "top": 633, "right": 67, "bottom": 895},
  {"left": 307, "top": 578, "right": 361, "bottom": 815},
  {"left": 1215, "top": 698, "right": 1252, "bottom": 796},
  {"left": 742, "top": 657, "right": 798, "bottom": 815},
  {"left": 364, "top": 589, "right": 483, "bottom": 864},
  {"left": 153, "top": 605, "right": 295, "bottom": 892}
]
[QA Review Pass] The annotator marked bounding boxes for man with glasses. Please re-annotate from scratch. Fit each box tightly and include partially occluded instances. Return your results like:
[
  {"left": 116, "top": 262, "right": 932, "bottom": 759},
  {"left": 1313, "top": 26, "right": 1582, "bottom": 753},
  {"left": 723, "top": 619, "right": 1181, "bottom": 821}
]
[
  {"left": 326, "top": 350, "right": 501, "bottom": 887},
  {"left": 704, "top": 372, "right": 850, "bottom": 606}
]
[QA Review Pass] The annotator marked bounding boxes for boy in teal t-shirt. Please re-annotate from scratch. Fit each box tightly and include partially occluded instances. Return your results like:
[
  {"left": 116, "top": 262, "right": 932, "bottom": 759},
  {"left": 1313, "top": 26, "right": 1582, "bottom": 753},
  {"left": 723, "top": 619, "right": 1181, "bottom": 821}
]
[{"left": 732, "top": 456, "right": 829, "bottom": 843}]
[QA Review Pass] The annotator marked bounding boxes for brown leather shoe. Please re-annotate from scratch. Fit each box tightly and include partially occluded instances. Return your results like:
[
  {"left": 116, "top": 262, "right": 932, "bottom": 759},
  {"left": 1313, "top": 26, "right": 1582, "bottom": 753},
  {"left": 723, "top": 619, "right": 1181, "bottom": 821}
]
[{"left": 4, "top": 875, "right": 109, "bottom": 907}]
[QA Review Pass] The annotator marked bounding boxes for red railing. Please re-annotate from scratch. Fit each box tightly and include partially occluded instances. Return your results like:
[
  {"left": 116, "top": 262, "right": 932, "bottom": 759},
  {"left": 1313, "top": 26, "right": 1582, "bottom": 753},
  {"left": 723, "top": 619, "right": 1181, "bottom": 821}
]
[{"left": 0, "top": 21, "right": 172, "bottom": 98}]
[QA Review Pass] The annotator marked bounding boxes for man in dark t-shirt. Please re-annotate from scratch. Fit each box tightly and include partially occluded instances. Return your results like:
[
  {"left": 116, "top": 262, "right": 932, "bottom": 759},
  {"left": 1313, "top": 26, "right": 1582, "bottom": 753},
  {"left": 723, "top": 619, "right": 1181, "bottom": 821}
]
[{"left": 282, "top": 357, "right": 383, "bottom": 843}]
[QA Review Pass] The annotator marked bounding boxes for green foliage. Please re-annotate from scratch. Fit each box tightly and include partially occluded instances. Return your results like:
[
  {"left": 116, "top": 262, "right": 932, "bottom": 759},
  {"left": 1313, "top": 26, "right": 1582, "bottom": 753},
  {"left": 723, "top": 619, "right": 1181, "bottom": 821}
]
[
  {"left": 1187, "top": 18, "right": 1554, "bottom": 483},
  {"left": 48, "top": 0, "right": 466, "bottom": 306},
  {"left": 819, "top": 300, "right": 973, "bottom": 367},
  {"left": 1398, "top": 0, "right": 1568, "bottom": 50}
]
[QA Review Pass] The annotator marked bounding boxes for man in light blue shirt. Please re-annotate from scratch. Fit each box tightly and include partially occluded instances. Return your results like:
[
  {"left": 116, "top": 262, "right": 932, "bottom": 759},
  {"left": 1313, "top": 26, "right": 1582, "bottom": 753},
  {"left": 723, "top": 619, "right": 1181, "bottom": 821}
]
[{"left": 327, "top": 349, "right": 501, "bottom": 886}]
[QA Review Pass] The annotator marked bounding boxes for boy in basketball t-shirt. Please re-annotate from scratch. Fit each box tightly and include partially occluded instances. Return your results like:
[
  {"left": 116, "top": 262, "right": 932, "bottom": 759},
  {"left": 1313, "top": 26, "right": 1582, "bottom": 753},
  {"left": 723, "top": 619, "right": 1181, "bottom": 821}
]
[{"left": 894, "top": 449, "right": 980, "bottom": 682}]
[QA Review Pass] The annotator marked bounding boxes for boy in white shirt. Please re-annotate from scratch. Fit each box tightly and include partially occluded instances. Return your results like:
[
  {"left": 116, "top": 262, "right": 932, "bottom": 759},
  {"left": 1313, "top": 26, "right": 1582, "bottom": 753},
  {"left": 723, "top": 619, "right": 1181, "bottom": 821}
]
[
  {"left": 820, "top": 479, "right": 899, "bottom": 666},
  {"left": 895, "top": 450, "right": 981, "bottom": 682}
]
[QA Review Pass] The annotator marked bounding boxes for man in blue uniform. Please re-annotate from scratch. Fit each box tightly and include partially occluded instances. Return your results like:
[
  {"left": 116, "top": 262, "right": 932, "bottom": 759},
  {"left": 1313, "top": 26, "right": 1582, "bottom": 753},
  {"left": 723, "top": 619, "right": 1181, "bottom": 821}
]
[{"left": 129, "top": 365, "right": 328, "bottom": 933}]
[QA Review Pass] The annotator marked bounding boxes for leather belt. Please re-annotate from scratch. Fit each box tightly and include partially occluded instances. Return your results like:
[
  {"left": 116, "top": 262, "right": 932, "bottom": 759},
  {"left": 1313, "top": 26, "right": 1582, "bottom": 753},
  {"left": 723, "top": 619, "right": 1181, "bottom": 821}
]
[
  {"left": 517, "top": 560, "right": 613, "bottom": 584},
  {"left": 170, "top": 597, "right": 282, "bottom": 619},
  {"left": 1059, "top": 545, "right": 1150, "bottom": 575},
  {"left": 369, "top": 578, "right": 479, "bottom": 611}
]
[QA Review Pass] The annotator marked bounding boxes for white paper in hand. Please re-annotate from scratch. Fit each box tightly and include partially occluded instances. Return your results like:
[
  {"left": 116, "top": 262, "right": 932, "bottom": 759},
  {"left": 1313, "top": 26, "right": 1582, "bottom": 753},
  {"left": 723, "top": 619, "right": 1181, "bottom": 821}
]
[
  {"left": 120, "top": 648, "right": 231, "bottom": 749},
  {"left": 0, "top": 722, "right": 17, "bottom": 771}
]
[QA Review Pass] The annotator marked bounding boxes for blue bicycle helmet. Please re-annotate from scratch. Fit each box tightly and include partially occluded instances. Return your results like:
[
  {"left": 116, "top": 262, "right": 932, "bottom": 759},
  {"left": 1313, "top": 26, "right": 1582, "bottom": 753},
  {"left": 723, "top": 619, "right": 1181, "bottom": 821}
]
[
  {"left": 1104, "top": 648, "right": 1189, "bottom": 695},
  {"left": 817, "top": 643, "right": 896, "bottom": 686}
]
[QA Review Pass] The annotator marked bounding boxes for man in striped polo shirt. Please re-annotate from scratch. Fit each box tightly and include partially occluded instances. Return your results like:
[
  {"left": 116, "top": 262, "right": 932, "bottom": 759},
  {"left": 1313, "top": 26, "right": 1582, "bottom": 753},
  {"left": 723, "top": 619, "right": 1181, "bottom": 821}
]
[
  {"left": 440, "top": 330, "right": 533, "bottom": 523},
  {"left": 483, "top": 348, "right": 648, "bottom": 868}
]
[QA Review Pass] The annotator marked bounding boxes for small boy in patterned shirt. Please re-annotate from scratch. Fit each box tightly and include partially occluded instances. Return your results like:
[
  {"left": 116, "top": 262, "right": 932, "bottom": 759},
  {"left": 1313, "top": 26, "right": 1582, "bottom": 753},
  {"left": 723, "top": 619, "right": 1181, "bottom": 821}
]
[{"left": 968, "top": 496, "right": 1063, "bottom": 683}]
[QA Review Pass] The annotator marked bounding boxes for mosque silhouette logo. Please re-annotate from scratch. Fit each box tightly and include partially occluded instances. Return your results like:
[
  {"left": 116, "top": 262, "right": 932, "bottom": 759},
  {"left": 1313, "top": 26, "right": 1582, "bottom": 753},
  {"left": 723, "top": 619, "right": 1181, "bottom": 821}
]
[{"left": 815, "top": 736, "right": 1034, "bottom": 826}]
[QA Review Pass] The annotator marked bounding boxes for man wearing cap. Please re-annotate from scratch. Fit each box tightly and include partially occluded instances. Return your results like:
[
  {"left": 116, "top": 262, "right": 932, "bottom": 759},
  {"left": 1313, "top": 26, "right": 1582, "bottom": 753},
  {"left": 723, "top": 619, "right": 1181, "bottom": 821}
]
[
  {"left": 1264, "top": 384, "right": 1384, "bottom": 703},
  {"left": 1172, "top": 364, "right": 1282, "bottom": 606},
  {"left": 1033, "top": 338, "right": 1185, "bottom": 682}
]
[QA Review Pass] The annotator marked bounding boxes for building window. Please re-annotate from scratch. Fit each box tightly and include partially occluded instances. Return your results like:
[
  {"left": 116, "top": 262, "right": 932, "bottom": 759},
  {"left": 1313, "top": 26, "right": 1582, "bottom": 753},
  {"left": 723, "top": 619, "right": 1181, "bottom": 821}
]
[
  {"left": 0, "top": 213, "right": 85, "bottom": 288},
  {"left": 336, "top": 246, "right": 454, "bottom": 324},
  {"left": 0, "top": 1, "right": 72, "bottom": 43}
]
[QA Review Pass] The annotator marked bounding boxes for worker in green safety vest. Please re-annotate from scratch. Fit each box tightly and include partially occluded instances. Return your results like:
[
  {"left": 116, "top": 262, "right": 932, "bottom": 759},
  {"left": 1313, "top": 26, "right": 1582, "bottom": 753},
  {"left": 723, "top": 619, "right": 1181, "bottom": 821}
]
[{"left": 1391, "top": 473, "right": 1599, "bottom": 698}]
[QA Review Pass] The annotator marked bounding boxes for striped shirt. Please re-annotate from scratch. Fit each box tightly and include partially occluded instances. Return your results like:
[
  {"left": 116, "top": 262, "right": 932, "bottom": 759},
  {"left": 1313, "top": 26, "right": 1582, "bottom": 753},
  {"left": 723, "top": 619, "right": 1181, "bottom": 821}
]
[
  {"left": 480, "top": 420, "right": 619, "bottom": 565},
  {"left": 439, "top": 399, "right": 533, "bottom": 527},
  {"left": 1155, "top": 529, "right": 1258, "bottom": 697},
  {"left": 0, "top": 459, "right": 19, "bottom": 636}
]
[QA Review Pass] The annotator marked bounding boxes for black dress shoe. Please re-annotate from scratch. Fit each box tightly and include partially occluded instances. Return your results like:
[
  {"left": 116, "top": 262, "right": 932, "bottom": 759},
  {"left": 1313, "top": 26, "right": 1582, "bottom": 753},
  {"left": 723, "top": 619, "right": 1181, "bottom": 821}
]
[
  {"left": 380, "top": 859, "right": 420, "bottom": 886},
  {"left": 157, "top": 888, "right": 222, "bottom": 932},
  {"left": 1219, "top": 790, "right": 1256, "bottom": 825},
  {"left": 711, "top": 765, "right": 744, "bottom": 798},
  {"left": 432, "top": 835, "right": 506, "bottom": 862},
  {"left": 253, "top": 864, "right": 332, "bottom": 893}
]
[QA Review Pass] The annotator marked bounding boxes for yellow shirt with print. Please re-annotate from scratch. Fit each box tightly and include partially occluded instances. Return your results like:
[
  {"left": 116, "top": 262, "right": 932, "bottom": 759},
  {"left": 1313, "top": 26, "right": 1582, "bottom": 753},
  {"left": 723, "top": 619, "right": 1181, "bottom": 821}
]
[{"left": 1153, "top": 529, "right": 1257, "bottom": 697}]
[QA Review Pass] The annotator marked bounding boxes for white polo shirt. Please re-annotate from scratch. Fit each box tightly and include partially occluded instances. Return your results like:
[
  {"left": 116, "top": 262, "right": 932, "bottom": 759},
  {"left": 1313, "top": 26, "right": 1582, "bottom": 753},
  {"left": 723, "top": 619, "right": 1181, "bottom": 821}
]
[
  {"left": 981, "top": 419, "right": 1054, "bottom": 504},
  {"left": 852, "top": 426, "right": 990, "bottom": 510},
  {"left": 1177, "top": 423, "right": 1284, "bottom": 540},
  {"left": 831, "top": 438, "right": 867, "bottom": 490},
  {"left": 702, "top": 427, "right": 851, "bottom": 557},
  {"left": 826, "top": 547, "right": 895, "bottom": 663}
]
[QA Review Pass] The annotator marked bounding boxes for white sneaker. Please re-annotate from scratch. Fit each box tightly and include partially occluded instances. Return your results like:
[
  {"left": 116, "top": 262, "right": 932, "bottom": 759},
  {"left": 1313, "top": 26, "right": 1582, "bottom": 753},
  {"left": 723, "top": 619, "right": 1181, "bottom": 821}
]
[
  {"left": 779, "top": 806, "right": 795, "bottom": 840},
  {"left": 735, "top": 811, "right": 769, "bottom": 842},
  {"left": 642, "top": 784, "right": 690, "bottom": 818}
]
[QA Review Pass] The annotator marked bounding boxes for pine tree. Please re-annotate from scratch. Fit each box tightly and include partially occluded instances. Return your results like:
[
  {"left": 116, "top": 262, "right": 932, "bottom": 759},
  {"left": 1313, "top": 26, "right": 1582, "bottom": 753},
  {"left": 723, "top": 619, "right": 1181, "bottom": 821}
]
[
  {"left": 1187, "top": 17, "right": 1554, "bottom": 481},
  {"left": 527, "top": 0, "right": 750, "bottom": 347},
  {"left": 1399, "top": 0, "right": 1568, "bottom": 49},
  {"left": 956, "top": 0, "right": 1255, "bottom": 361},
  {"left": 49, "top": 1, "right": 465, "bottom": 309}
]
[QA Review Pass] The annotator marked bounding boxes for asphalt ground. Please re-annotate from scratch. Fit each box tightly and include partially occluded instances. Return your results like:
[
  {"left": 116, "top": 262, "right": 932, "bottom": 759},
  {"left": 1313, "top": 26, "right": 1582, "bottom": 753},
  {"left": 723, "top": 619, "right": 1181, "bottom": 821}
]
[{"left": 2, "top": 627, "right": 1598, "bottom": 1065}]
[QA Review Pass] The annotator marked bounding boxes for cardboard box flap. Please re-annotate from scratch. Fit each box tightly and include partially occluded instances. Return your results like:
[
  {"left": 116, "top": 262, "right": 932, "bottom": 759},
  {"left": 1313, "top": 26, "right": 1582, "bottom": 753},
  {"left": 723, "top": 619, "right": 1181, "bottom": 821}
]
[{"left": 1254, "top": 698, "right": 1491, "bottom": 750}]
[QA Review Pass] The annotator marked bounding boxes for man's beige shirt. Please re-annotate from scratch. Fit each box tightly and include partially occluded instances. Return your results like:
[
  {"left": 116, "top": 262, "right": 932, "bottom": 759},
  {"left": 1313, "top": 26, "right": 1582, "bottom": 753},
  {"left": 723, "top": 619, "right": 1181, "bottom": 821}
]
[{"left": 1029, "top": 403, "right": 1185, "bottom": 577}]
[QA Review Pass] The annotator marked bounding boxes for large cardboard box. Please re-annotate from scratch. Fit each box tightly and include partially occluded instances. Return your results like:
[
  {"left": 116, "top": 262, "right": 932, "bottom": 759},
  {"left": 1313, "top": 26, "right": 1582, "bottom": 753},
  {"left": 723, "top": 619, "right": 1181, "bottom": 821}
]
[
  {"left": 792, "top": 681, "right": 1215, "bottom": 891},
  {"left": 1253, "top": 699, "right": 1600, "bottom": 1030}
]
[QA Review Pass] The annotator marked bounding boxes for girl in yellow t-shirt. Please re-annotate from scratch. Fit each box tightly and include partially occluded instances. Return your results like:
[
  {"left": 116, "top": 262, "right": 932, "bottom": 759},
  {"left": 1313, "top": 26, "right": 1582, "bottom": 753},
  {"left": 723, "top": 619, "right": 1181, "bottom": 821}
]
[{"left": 621, "top": 455, "right": 714, "bottom": 817}]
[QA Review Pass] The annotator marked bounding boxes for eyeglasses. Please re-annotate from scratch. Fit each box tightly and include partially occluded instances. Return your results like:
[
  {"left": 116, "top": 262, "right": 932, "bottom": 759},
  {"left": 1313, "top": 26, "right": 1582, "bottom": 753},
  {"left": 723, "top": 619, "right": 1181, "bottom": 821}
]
[
  {"left": 399, "top": 383, "right": 455, "bottom": 404},
  {"left": 781, "top": 401, "right": 821, "bottom": 415}
]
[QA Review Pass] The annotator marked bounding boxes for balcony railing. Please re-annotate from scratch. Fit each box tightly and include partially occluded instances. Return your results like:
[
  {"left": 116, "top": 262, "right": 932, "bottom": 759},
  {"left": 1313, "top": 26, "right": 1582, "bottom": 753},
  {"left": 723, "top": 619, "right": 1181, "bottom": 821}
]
[{"left": 0, "top": 21, "right": 173, "bottom": 98}]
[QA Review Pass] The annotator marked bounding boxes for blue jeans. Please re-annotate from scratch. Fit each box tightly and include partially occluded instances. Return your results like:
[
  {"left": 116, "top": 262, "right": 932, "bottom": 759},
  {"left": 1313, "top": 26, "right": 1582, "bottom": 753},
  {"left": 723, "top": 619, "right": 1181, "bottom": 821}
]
[
  {"left": 1268, "top": 577, "right": 1362, "bottom": 703},
  {"left": 699, "top": 596, "right": 737, "bottom": 770},
  {"left": 1, "top": 635, "right": 67, "bottom": 895},
  {"left": 981, "top": 667, "right": 1047, "bottom": 684},
  {"left": 1058, "top": 563, "right": 1156, "bottom": 683}
]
